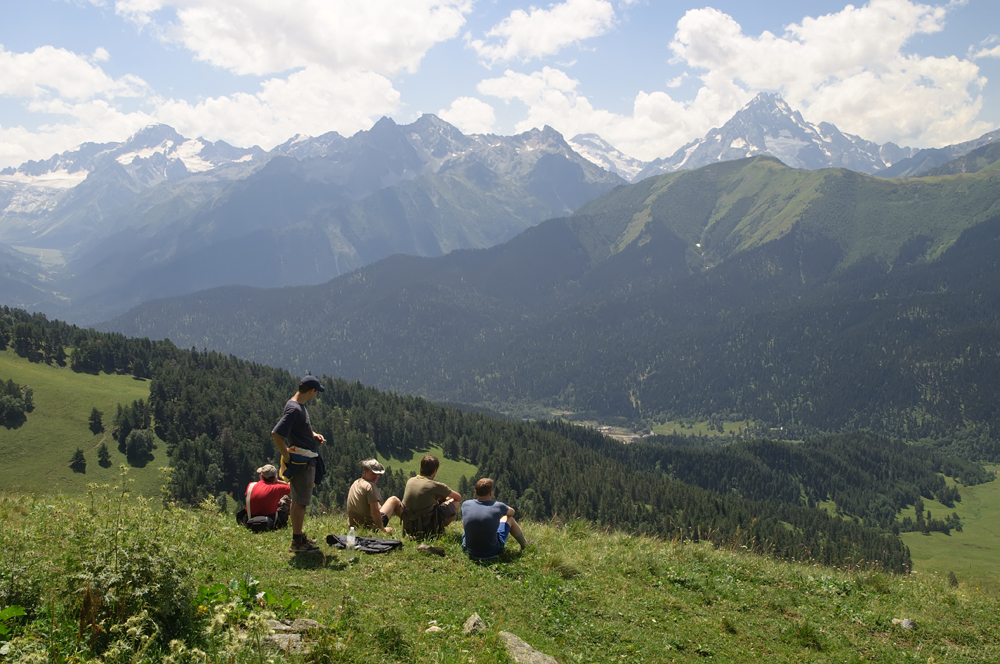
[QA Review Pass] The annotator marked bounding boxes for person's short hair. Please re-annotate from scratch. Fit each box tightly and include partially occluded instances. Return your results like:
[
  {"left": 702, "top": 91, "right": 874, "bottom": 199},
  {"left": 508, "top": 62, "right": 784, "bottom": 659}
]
[
  {"left": 475, "top": 478, "right": 494, "bottom": 497},
  {"left": 419, "top": 455, "right": 440, "bottom": 477}
]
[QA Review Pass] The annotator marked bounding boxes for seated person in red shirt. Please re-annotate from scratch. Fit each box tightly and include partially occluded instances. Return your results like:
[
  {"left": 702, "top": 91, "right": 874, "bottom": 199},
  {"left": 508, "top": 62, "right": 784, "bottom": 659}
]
[{"left": 244, "top": 464, "right": 291, "bottom": 529}]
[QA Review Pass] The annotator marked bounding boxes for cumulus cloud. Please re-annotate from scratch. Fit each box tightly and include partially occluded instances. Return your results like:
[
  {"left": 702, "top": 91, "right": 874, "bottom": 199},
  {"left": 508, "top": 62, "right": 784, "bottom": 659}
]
[
  {"left": 669, "top": 0, "right": 989, "bottom": 145},
  {"left": 438, "top": 97, "right": 496, "bottom": 134},
  {"left": 0, "top": 45, "right": 148, "bottom": 101},
  {"left": 155, "top": 66, "right": 400, "bottom": 149},
  {"left": 478, "top": 67, "right": 745, "bottom": 161},
  {"left": 478, "top": 0, "right": 990, "bottom": 161},
  {"left": 467, "top": 0, "right": 616, "bottom": 64},
  {"left": 118, "top": 0, "right": 472, "bottom": 77}
]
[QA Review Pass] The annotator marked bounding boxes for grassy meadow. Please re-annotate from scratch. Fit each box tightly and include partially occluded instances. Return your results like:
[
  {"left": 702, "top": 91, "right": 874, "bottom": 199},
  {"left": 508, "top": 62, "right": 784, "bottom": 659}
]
[
  {"left": 3, "top": 480, "right": 1000, "bottom": 663},
  {"left": 901, "top": 467, "right": 1000, "bottom": 590},
  {"left": 376, "top": 443, "right": 479, "bottom": 489},
  {"left": 0, "top": 349, "right": 167, "bottom": 497}
]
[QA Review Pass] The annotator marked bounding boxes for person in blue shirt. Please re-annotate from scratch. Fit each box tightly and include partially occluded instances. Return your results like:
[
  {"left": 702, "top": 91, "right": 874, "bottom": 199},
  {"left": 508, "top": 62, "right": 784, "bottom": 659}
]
[{"left": 461, "top": 478, "right": 529, "bottom": 560}]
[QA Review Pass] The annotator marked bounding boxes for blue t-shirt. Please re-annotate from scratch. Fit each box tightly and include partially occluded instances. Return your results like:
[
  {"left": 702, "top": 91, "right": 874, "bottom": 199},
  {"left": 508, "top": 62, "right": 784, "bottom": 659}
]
[
  {"left": 272, "top": 399, "right": 317, "bottom": 454},
  {"left": 462, "top": 499, "right": 509, "bottom": 559}
]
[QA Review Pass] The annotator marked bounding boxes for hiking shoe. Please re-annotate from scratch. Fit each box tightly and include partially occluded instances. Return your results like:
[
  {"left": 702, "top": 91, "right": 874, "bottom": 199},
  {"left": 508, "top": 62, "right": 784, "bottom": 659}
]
[
  {"left": 418, "top": 544, "right": 445, "bottom": 557},
  {"left": 381, "top": 514, "right": 390, "bottom": 528},
  {"left": 289, "top": 539, "right": 320, "bottom": 553}
]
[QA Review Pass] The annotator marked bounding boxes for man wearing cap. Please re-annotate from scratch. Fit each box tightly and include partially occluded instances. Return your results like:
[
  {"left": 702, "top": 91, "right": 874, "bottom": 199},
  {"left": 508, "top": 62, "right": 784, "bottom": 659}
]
[
  {"left": 271, "top": 375, "right": 326, "bottom": 552},
  {"left": 346, "top": 459, "right": 402, "bottom": 534},
  {"left": 244, "top": 464, "right": 291, "bottom": 529}
]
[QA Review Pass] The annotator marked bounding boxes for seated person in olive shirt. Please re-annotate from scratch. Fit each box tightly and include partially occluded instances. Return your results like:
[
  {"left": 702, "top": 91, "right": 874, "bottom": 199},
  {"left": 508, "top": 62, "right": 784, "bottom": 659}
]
[
  {"left": 346, "top": 458, "right": 402, "bottom": 534},
  {"left": 461, "top": 478, "right": 528, "bottom": 559},
  {"left": 401, "top": 455, "right": 461, "bottom": 533}
]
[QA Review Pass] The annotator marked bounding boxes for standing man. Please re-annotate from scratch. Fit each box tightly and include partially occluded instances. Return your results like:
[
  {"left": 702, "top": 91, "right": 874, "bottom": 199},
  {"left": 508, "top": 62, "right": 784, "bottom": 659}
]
[
  {"left": 271, "top": 375, "right": 326, "bottom": 552},
  {"left": 461, "top": 478, "right": 529, "bottom": 560},
  {"left": 401, "top": 455, "right": 461, "bottom": 536},
  {"left": 346, "top": 458, "right": 402, "bottom": 534}
]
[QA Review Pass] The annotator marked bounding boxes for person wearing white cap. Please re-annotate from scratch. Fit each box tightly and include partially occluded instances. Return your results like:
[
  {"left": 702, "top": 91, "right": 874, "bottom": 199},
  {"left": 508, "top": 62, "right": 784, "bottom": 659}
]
[
  {"left": 244, "top": 464, "right": 291, "bottom": 529},
  {"left": 346, "top": 458, "right": 402, "bottom": 534}
]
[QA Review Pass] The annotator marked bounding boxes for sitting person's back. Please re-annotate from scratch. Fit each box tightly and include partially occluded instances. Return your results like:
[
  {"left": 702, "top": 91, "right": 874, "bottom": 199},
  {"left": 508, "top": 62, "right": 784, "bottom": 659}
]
[
  {"left": 240, "top": 464, "right": 292, "bottom": 530},
  {"left": 461, "top": 478, "right": 528, "bottom": 559},
  {"left": 401, "top": 455, "right": 461, "bottom": 536}
]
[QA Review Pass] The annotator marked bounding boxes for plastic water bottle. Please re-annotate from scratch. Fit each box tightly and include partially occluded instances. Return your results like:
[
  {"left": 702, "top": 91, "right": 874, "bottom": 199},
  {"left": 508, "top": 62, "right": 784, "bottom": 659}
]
[{"left": 346, "top": 526, "right": 356, "bottom": 550}]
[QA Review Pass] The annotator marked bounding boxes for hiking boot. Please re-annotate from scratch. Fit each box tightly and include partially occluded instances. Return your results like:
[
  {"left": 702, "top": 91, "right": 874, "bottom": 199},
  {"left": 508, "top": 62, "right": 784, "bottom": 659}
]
[
  {"left": 381, "top": 514, "right": 390, "bottom": 528},
  {"left": 418, "top": 544, "right": 445, "bottom": 556},
  {"left": 289, "top": 539, "right": 320, "bottom": 553}
]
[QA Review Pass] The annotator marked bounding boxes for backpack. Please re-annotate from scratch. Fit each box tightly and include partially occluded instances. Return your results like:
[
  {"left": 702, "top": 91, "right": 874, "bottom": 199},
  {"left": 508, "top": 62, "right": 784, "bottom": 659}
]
[{"left": 235, "top": 508, "right": 286, "bottom": 532}]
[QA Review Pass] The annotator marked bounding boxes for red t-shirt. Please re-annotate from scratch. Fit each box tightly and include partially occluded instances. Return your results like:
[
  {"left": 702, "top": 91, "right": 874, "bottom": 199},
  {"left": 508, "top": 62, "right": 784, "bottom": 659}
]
[{"left": 246, "top": 480, "right": 290, "bottom": 517}]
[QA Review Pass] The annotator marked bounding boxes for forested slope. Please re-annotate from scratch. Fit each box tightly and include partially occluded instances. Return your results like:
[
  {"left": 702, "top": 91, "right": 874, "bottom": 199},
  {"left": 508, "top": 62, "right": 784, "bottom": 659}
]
[
  {"left": 8, "top": 306, "right": 983, "bottom": 571},
  {"left": 105, "top": 158, "right": 1000, "bottom": 446}
]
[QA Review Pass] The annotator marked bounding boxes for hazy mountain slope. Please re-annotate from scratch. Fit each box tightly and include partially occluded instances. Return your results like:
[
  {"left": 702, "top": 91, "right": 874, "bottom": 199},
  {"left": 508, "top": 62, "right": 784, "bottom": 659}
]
[
  {"left": 0, "top": 117, "right": 622, "bottom": 323},
  {"left": 103, "top": 158, "right": 1000, "bottom": 437},
  {"left": 879, "top": 128, "right": 1000, "bottom": 178},
  {"left": 920, "top": 141, "right": 1000, "bottom": 176}
]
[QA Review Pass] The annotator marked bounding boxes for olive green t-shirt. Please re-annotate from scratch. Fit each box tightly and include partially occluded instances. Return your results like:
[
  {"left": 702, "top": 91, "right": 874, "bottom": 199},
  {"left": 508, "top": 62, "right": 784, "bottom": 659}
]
[
  {"left": 346, "top": 478, "right": 383, "bottom": 528},
  {"left": 402, "top": 475, "right": 452, "bottom": 513}
]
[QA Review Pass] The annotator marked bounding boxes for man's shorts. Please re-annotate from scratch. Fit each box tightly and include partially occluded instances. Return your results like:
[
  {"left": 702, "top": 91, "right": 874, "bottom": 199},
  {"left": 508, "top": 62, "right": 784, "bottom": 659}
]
[
  {"left": 436, "top": 500, "right": 458, "bottom": 521},
  {"left": 289, "top": 462, "right": 316, "bottom": 506},
  {"left": 463, "top": 521, "right": 510, "bottom": 560}
]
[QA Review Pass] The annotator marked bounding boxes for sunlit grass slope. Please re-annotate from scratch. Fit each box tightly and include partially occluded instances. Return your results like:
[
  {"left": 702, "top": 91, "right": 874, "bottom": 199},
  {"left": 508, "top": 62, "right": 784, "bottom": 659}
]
[
  {"left": 376, "top": 443, "right": 478, "bottom": 489},
  {"left": 0, "top": 349, "right": 166, "bottom": 496},
  {"left": 3, "top": 483, "right": 1000, "bottom": 663},
  {"left": 902, "top": 467, "right": 1000, "bottom": 590}
]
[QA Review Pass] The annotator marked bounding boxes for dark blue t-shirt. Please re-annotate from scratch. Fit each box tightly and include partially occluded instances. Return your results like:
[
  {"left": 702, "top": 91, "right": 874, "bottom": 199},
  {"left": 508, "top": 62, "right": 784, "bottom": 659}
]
[
  {"left": 272, "top": 399, "right": 317, "bottom": 453},
  {"left": 461, "top": 499, "right": 509, "bottom": 559}
]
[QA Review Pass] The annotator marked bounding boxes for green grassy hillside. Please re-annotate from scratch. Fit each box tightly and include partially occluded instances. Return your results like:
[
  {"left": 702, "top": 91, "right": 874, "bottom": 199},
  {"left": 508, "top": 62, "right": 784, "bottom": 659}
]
[
  {"left": 376, "top": 443, "right": 479, "bottom": 490},
  {"left": 2, "top": 484, "right": 999, "bottom": 663},
  {"left": 0, "top": 349, "right": 166, "bottom": 496},
  {"left": 902, "top": 467, "right": 1000, "bottom": 590}
]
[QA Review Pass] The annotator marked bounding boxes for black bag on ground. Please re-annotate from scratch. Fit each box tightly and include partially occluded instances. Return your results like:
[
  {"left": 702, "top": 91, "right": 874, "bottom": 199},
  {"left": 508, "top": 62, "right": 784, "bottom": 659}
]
[
  {"left": 235, "top": 508, "right": 278, "bottom": 532},
  {"left": 326, "top": 534, "right": 403, "bottom": 554}
]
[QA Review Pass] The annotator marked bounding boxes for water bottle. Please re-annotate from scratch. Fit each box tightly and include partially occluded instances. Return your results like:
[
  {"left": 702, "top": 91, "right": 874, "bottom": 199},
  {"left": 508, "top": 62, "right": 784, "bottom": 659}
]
[{"left": 346, "top": 526, "right": 356, "bottom": 550}]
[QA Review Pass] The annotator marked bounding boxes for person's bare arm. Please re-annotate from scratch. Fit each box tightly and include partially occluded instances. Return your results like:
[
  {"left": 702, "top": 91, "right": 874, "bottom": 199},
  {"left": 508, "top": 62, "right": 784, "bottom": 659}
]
[
  {"left": 447, "top": 490, "right": 462, "bottom": 502},
  {"left": 506, "top": 506, "right": 515, "bottom": 518},
  {"left": 369, "top": 501, "right": 391, "bottom": 533},
  {"left": 271, "top": 432, "right": 290, "bottom": 463}
]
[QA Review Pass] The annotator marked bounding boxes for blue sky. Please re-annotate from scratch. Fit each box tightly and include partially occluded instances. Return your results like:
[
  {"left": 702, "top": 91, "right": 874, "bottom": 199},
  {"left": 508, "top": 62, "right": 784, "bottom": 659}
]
[{"left": 1, "top": 0, "right": 997, "bottom": 170}]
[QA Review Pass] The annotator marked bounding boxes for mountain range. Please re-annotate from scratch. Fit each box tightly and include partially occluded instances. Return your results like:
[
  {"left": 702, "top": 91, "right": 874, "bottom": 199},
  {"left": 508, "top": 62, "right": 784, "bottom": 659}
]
[
  {"left": 104, "top": 148, "right": 1000, "bottom": 439},
  {"left": 0, "top": 117, "right": 622, "bottom": 322},
  {"left": 2, "top": 92, "right": 998, "bottom": 325}
]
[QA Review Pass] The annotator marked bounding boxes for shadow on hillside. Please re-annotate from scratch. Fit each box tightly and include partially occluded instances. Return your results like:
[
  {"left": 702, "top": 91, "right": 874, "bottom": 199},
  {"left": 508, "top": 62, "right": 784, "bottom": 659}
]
[{"left": 287, "top": 551, "right": 348, "bottom": 571}]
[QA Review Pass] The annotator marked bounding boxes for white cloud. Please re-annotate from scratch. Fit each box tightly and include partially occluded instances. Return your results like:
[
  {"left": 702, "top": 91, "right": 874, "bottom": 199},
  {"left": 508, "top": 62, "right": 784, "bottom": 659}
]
[
  {"left": 0, "top": 45, "right": 148, "bottom": 101},
  {"left": 467, "top": 0, "right": 616, "bottom": 64},
  {"left": 0, "top": 100, "right": 152, "bottom": 167},
  {"left": 971, "top": 35, "right": 1000, "bottom": 60},
  {"left": 477, "top": 0, "right": 991, "bottom": 162},
  {"left": 438, "top": 97, "right": 496, "bottom": 134},
  {"left": 478, "top": 67, "right": 746, "bottom": 161},
  {"left": 119, "top": 0, "right": 472, "bottom": 77},
  {"left": 669, "top": 0, "right": 989, "bottom": 145},
  {"left": 155, "top": 66, "right": 400, "bottom": 149}
]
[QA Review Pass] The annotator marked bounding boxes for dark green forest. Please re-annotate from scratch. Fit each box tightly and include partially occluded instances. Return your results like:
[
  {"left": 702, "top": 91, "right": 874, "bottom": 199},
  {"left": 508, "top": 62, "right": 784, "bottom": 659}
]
[
  {"left": 103, "top": 158, "right": 1000, "bottom": 451},
  {"left": 9, "top": 305, "right": 999, "bottom": 572}
]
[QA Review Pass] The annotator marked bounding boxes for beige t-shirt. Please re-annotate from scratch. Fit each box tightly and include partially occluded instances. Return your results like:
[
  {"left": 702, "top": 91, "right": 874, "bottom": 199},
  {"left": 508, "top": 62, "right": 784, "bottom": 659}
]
[
  {"left": 402, "top": 475, "right": 452, "bottom": 513},
  {"left": 346, "top": 478, "right": 383, "bottom": 528}
]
